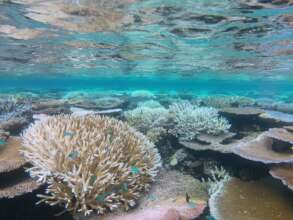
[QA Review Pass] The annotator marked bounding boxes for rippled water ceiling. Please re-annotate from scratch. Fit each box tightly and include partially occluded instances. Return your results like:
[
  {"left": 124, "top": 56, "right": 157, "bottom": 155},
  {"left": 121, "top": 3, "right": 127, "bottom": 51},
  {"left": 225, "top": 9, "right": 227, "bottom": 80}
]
[{"left": 0, "top": 0, "right": 292, "bottom": 79}]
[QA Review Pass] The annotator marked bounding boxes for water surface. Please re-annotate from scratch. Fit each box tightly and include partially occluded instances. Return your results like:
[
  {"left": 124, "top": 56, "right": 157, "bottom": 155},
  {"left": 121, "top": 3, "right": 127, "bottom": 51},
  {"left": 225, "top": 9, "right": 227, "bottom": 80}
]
[{"left": 0, "top": 0, "right": 292, "bottom": 100}]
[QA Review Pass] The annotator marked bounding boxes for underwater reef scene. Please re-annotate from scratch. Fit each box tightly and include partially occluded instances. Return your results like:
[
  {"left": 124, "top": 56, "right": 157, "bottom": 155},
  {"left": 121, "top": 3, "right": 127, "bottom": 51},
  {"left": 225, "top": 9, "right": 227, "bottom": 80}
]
[{"left": 0, "top": 0, "right": 293, "bottom": 220}]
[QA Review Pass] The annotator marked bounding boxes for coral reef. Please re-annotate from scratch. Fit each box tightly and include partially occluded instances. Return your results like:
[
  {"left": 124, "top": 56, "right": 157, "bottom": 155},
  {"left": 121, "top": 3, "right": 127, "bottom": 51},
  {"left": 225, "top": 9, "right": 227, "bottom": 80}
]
[
  {"left": 259, "top": 110, "right": 293, "bottom": 126},
  {"left": 179, "top": 131, "right": 248, "bottom": 154},
  {"left": 130, "top": 90, "right": 155, "bottom": 99},
  {"left": 201, "top": 95, "right": 255, "bottom": 108},
  {"left": 0, "top": 136, "right": 40, "bottom": 199},
  {"left": 95, "top": 97, "right": 126, "bottom": 110},
  {"left": 169, "top": 101, "right": 230, "bottom": 141},
  {"left": 233, "top": 127, "right": 293, "bottom": 190},
  {"left": 270, "top": 164, "right": 293, "bottom": 191},
  {"left": 209, "top": 177, "right": 293, "bottom": 220},
  {"left": 137, "top": 100, "right": 163, "bottom": 108},
  {"left": 201, "top": 166, "right": 231, "bottom": 196},
  {"left": 0, "top": 99, "right": 32, "bottom": 133},
  {"left": 124, "top": 106, "right": 169, "bottom": 143},
  {"left": 0, "top": 136, "right": 26, "bottom": 173},
  {"left": 219, "top": 107, "right": 264, "bottom": 117},
  {"left": 70, "top": 107, "right": 122, "bottom": 117},
  {"left": 21, "top": 115, "right": 161, "bottom": 216},
  {"left": 77, "top": 170, "right": 207, "bottom": 220},
  {"left": 233, "top": 128, "right": 293, "bottom": 163}
]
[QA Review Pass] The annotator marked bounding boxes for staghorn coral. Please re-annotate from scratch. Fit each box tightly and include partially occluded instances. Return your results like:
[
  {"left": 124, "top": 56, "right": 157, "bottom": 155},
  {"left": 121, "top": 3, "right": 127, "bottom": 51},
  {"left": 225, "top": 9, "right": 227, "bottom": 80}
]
[
  {"left": 124, "top": 106, "right": 170, "bottom": 143},
  {"left": 21, "top": 115, "right": 161, "bottom": 216},
  {"left": 169, "top": 101, "right": 230, "bottom": 141}
]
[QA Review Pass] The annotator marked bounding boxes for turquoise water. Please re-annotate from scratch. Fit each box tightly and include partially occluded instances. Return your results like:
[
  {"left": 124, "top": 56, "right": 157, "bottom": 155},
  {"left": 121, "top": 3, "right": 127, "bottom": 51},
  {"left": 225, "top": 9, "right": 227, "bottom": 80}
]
[{"left": 0, "top": 0, "right": 292, "bottom": 100}]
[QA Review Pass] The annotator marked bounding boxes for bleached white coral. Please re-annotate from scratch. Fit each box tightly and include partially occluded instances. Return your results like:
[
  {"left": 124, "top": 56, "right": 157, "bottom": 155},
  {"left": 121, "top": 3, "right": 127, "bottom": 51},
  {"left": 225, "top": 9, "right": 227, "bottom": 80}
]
[
  {"left": 21, "top": 115, "right": 161, "bottom": 216},
  {"left": 169, "top": 101, "right": 230, "bottom": 141},
  {"left": 124, "top": 106, "right": 169, "bottom": 143},
  {"left": 202, "top": 166, "right": 231, "bottom": 220},
  {"left": 202, "top": 166, "right": 231, "bottom": 196}
]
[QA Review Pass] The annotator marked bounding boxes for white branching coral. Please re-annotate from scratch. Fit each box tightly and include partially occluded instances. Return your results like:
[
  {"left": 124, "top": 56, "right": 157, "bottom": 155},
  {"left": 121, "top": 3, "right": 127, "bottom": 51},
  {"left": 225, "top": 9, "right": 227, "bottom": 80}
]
[
  {"left": 124, "top": 106, "right": 170, "bottom": 143},
  {"left": 201, "top": 166, "right": 231, "bottom": 196},
  {"left": 169, "top": 101, "right": 231, "bottom": 141},
  {"left": 202, "top": 166, "right": 231, "bottom": 220},
  {"left": 21, "top": 115, "right": 161, "bottom": 216}
]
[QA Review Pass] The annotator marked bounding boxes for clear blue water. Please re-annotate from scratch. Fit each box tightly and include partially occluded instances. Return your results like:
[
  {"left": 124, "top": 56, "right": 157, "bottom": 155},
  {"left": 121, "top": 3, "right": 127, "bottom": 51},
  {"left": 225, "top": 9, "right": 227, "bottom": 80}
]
[{"left": 0, "top": 0, "right": 292, "bottom": 101}]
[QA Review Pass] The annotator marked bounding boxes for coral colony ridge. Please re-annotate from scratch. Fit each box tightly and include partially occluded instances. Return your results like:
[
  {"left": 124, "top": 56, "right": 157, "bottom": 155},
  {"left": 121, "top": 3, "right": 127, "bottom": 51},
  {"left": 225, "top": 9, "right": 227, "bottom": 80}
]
[{"left": 0, "top": 0, "right": 292, "bottom": 220}]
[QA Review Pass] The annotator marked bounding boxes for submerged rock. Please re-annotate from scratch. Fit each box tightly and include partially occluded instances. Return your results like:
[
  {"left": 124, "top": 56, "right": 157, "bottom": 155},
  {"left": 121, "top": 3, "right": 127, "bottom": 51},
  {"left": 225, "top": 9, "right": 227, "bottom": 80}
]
[{"left": 209, "top": 177, "right": 293, "bottom": 220}]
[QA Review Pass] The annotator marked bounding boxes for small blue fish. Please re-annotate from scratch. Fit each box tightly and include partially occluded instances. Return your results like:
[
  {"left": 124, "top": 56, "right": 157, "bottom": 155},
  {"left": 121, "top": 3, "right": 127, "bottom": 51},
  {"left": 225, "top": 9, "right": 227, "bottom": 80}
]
[
  {"left": 68, "top": 151, "right": 79, "bottom": 159},
  {"left": 130, "top": 166, "right": 140, "bottom": 174},
  {"left": 187, "top": 202, "right": 197, "bottom": 208},
  {"left": 147, "top": 194, "right": 157, "bottom": 201},
  {"left": 0, "top": 139, "right": 7, "bottom": 146},
  {"left": 90, "top": 175, "right": 97, "bottom": 185},
  {"left": 96, "top": 191, "right": 112, "bottom": 202},
  {"left": 64, "top": 131, "right": 75, "bottom": 137},
  {"left": 95, "top": 194, "right": 105, "bottom": 202},
  {"left": 122, "top": 182, "right": 128, "bottom": 192}
]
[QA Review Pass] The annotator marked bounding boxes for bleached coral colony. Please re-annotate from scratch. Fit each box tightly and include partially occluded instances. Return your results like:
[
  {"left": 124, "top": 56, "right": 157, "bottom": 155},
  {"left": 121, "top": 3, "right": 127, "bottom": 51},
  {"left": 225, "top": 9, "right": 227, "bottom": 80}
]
[
  {"left": 124, "top": 104, "right": 170, "bottom": 143},
  {"left": 21, "top": 115, "right": 161, "bottom": 216},
  {"left": 169, "top": 101, "right": 231, "bottom": 141}
]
